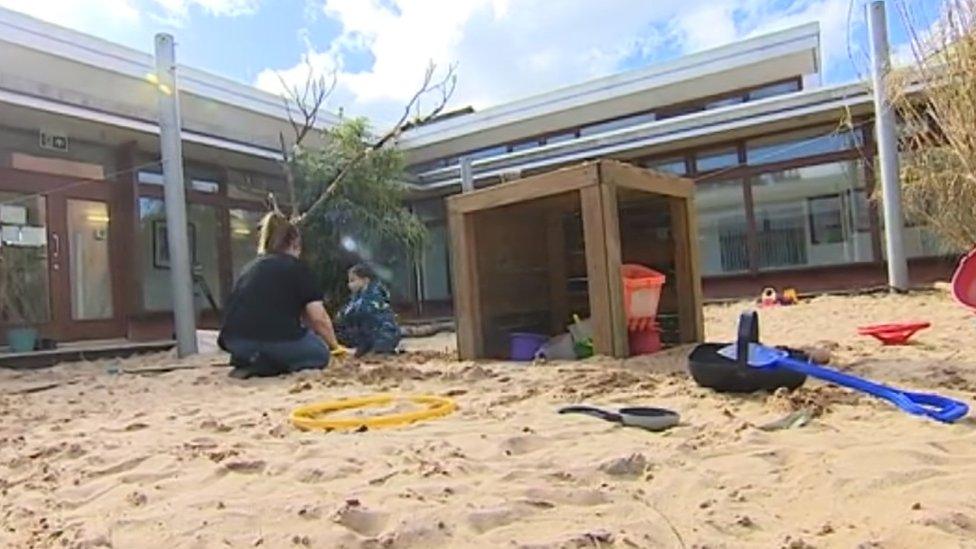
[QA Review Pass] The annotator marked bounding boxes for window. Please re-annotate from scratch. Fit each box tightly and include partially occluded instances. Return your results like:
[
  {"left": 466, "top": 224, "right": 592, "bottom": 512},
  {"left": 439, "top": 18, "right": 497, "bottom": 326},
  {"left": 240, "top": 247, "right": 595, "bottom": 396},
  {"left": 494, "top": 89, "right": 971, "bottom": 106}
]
[
  {"left": 643, "top": 157, "right": 688, "bottom": 175},
  {"left": 138, "top": 198, "right": 222, "bottom": 312},
  {"left": 751, "top": 160, "right": 872, "bottom": 269},
  {"left": 747, "top": 80, "right": 801, "bottom": 101},
  {"left": 695, "top": 147, "right": 740, "bottom": 172},
  {"left": 579, "top": 112, "right": 656, "bottom": 136},
  {"left": 137, "top": 171, "right": 220, "bottom": 193},
  {"left": 467, "top": 145, "right": 508, "bottom": 161},
  {"left": 746, "top": 127, "right": 863, "bottom": 166},
  {"left": 706, "top": 95, "right": 744, "bottom": 110},
  {"left": 694, "top": 180, "right": 750, "bottom": 275},
  {"left": 544, "top": 131, "right": 578, "bottom": 145},
  {"left": 509, "top": 140, "right": 541, "bottom": 153},
  {"left": 229, "top": 209, "right": 265, "bottom": 281}
]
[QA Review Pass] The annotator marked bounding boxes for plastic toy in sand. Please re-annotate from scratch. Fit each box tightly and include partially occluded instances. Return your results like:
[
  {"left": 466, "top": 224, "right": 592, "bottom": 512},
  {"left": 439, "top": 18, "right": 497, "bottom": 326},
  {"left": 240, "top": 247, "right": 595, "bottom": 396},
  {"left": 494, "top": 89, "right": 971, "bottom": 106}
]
[
  {"left": 720, "top": 312, "right": 968, "bottom": 423},
  {"left": 857, "top": 322, "right": 930, "bottom": 345},
  {"left": 760, "top": 287, "right": 779, "bottom": 308},
  {"left": 291, "top": 393, "right": 456, "bottom": 431},
  {"left": 951, "top": 247, "right": 976, "bottom": 313},
  {"left": 780, "top": 287, "right": 799, "bottom": 305}
]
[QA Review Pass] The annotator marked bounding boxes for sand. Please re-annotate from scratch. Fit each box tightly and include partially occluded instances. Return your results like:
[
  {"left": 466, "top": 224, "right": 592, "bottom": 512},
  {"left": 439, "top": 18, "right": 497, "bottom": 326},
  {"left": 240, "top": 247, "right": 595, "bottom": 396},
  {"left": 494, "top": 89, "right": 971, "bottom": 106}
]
[{"left": 2, "top": 291, "right": 976, "bottom": 548}]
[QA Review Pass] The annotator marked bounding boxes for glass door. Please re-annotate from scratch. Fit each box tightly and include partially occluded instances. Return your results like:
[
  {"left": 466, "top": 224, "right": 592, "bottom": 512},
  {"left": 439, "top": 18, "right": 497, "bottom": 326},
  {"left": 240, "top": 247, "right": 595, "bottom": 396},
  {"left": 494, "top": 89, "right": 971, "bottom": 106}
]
[
  {"left": 49, "top": 196, "right": 121, "bottom": 340},
  {"left": 0, "top": 192, "right": 53, "bottom": 338}
]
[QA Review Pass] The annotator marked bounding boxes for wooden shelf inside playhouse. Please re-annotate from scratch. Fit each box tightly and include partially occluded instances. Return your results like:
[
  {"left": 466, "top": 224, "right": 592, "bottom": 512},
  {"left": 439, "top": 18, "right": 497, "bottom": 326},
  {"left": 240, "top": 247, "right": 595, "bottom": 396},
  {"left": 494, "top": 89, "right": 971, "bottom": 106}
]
[{"left": 448, "top": 160, "right": 704, "bottom": 360}]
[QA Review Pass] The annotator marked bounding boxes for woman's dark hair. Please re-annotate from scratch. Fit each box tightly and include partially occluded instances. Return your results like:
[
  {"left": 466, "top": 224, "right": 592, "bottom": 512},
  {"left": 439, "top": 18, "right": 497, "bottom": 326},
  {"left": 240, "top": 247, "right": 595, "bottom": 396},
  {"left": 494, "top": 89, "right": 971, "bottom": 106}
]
[{"left": 349, "top": 263, "right": 376, "bottom": 281}]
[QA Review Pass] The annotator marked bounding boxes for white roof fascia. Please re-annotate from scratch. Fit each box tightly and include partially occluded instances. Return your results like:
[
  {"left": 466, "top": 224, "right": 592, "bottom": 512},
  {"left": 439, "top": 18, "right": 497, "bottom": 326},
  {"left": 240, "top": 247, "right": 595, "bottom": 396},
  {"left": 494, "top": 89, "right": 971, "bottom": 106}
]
[
  {"left": 407, "top": 82, "right": 874, "bottom": 192},
  {"left": 0, "top": 87, "right": 284, "bottom": 161},
  {"left": 0, "top": 6, "right": 338, "bottom": 129},
  {"left": 399, "top": 23, "right": 820, "bottom": 149}
]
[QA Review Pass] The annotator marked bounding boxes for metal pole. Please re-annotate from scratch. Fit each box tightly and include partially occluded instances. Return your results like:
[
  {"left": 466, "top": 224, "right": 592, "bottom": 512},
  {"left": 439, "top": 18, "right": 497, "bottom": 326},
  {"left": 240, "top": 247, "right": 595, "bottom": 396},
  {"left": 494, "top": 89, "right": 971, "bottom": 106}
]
[
  {"left": 459, "top": 156, "right": 474, "bottom": 193},
  {"left": 155, "top": 33, "right": 198, "bottom": 356},
  {"left": 867, "top": 0, "right": 910, "bottom": 291}
]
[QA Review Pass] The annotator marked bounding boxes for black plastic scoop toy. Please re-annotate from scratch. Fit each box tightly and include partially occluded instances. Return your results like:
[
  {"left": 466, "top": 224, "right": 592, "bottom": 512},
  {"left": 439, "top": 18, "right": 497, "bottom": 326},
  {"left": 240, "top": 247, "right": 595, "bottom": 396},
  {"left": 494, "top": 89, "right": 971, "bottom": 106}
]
[{"left": 558, "top": 405, "right": 679, "bottom": 432}]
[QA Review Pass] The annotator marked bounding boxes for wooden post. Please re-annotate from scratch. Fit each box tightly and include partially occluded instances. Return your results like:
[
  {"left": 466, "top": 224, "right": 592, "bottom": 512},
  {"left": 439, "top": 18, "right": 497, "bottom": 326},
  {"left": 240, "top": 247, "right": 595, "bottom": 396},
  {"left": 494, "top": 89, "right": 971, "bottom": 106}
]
[
  {"left": 448, "top": 209, "right": 483, "bottom": 359},
  {"left": 670, "top": 197, "right": 704, "bottom": 342},
  {"left": 546, "top": 212, "right": 568, "bottom": 333},
  {"left": 580, "top": 184, "right": 626, "bottom": 358},
  {"left": 599, "top": 176, "right": 627, "bottom": 357}
]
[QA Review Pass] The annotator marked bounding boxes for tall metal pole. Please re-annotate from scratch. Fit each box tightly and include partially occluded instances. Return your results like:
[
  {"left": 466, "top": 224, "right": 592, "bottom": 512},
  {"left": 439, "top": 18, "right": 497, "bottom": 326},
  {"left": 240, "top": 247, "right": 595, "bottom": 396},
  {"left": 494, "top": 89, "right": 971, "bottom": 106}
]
[
  {"left": 459, "top": 156, "right": 474, "bottom": 193},
  {"left": 867, "top": 0, "right": 910, "bottom": 291},
  {"left": 155, "top": 33, "right": 198, "bottom": 356}
]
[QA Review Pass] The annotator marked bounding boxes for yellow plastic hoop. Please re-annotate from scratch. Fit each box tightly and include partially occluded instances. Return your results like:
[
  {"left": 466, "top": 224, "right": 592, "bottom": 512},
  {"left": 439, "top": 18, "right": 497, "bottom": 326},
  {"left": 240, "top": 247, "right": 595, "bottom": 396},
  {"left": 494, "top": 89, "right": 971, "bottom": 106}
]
[{"left": 290, "top": 393, "right": 457, "bottom": 431}]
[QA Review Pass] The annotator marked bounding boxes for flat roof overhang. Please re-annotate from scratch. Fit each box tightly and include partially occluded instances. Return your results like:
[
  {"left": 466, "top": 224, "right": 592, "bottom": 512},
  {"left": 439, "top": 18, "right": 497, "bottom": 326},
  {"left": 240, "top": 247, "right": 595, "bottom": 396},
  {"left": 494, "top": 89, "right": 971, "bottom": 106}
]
[
  {"left": 404, "top": 81, "right": 877, "bottom": 198},
  {"left": 398, "top": 23, "right": 821, "bottom": 163},
  {"left": 1, "top": 87, "right": 284, "bottom": 176}
]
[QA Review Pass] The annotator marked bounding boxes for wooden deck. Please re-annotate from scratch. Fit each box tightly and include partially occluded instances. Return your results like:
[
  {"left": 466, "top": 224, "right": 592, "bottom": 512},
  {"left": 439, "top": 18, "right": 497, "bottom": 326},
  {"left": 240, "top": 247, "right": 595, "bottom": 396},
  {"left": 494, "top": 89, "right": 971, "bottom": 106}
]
[{"left": 0, "top": 339, "right": 175, "bottom": 369}]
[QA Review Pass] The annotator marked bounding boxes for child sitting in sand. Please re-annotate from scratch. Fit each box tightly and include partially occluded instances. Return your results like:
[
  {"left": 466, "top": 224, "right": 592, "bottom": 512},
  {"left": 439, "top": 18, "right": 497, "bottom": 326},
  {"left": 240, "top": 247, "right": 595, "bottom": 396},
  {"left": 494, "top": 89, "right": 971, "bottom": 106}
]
[{"left": 335, "top": 263, "right": 402, "bottom": 357}]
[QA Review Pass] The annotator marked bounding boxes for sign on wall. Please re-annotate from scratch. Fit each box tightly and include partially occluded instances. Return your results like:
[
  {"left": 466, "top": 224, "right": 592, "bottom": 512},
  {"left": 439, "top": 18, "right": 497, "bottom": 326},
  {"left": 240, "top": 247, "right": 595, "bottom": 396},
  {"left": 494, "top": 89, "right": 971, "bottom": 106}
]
[{"left": 39, "top": 130, "right": 69, "bottom": 152}]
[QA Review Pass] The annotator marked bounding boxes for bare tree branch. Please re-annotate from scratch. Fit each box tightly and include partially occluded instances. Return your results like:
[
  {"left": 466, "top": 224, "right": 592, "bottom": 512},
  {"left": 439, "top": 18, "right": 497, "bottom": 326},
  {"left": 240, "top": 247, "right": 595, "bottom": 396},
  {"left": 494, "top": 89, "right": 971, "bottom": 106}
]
[{"left": 295, "top": 61, "right": 458, "bottom": 225}]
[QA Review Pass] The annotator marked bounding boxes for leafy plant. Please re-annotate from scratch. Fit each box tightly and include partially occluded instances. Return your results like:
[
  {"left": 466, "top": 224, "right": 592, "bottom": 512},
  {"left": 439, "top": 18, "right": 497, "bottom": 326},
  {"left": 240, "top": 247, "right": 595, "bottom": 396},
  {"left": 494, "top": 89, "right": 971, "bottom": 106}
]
[
  {"left": 891, "top": 0, "right": 976, "bottom": 251},
  {"left": 291, "top": 117, "right": 427, "bottom": 304}
]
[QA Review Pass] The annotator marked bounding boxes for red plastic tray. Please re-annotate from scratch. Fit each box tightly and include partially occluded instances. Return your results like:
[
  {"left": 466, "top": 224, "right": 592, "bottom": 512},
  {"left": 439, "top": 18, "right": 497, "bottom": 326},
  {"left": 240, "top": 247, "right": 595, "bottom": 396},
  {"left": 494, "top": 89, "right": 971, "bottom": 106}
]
[{"left": 857, "top": 322, "right": 931, "bottom": 345}]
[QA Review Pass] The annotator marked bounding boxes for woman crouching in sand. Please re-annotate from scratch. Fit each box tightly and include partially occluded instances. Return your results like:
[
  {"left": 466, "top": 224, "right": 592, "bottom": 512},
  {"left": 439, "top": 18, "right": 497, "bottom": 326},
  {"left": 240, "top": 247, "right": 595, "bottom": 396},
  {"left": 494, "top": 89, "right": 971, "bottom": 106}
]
[{"left": 218, "top": 212, "right": 347, "bottom": 378}]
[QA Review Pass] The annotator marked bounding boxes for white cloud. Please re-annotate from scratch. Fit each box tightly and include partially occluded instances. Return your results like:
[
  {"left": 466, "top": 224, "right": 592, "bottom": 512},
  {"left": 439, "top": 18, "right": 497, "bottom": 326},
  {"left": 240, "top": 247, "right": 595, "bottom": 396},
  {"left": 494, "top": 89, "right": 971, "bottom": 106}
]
[
  {"left": 0, "top": 0, "right": 141, "bottom": 29},
  {"left": 258, "top": 0, "right": 891, "bottom": 126},
  {"left": 152, "top": 0, "right": 260, "bottom": 18}
]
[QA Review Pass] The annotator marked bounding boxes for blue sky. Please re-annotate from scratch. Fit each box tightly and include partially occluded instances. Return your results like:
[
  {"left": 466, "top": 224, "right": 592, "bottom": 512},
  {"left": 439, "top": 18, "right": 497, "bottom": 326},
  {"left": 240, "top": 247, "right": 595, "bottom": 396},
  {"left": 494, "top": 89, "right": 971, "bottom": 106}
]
[{"left": 0, "top": 0, "right": 945, "bottom": 125}]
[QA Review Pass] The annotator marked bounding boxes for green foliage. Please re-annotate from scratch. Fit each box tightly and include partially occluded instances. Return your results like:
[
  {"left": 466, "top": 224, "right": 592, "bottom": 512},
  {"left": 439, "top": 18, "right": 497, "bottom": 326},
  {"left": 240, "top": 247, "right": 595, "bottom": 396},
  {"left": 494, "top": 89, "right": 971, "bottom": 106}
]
[{"left": 292, "top": 117, "right": 426, "bottom": 304}]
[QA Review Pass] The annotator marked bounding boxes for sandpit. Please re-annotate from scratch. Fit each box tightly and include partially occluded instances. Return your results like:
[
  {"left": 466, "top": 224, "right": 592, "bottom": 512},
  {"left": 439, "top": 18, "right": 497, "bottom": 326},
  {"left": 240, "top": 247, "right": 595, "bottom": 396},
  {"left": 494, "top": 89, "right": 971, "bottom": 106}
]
[{"left": 2, "top": 291, "right": 976, "bottom": 548}]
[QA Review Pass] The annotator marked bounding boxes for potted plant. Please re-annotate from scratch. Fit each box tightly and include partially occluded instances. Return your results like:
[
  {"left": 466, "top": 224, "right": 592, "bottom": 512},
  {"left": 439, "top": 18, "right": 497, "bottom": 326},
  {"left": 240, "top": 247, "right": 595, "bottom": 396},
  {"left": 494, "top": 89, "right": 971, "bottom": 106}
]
[{"left": 0, "top": 245, "right": 48, "bottom": 352}]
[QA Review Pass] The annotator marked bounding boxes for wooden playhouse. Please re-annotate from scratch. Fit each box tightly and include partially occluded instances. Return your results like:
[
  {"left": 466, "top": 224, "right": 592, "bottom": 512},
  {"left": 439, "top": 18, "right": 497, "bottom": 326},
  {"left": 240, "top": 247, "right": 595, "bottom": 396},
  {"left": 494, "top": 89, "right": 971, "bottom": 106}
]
[{"left": 447, "top": 160, "right": 704, "bottom": 360}]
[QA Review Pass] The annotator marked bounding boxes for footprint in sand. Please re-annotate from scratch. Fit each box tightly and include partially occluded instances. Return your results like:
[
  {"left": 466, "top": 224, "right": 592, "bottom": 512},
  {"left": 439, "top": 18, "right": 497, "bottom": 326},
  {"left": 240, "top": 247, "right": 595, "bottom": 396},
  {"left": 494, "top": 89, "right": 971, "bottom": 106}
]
[
  {"left": 598, "top": 453, "right": 649, "bottom": 477},
  {"left": 500, "top": 435, "right": 548, "bottom": 456},
  {"left": 466, "top": 505, "right": 525, "bottom": 533},
  {"left": 333, "top": 501, "right": 390, "bottom": 537},
  {"left": 222, "top": 459, "right": 266, "bottom": 474},
  {"left": 523, "top": 486, "right": 611, "bottom": 507}
]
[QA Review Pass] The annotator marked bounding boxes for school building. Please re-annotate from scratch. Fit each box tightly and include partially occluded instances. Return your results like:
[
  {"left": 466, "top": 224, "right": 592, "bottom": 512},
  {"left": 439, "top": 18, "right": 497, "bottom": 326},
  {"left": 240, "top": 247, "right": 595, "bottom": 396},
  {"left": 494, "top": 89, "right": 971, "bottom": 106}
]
[{"left": 0, "top": 6, "right": 952, "bottom": 346}]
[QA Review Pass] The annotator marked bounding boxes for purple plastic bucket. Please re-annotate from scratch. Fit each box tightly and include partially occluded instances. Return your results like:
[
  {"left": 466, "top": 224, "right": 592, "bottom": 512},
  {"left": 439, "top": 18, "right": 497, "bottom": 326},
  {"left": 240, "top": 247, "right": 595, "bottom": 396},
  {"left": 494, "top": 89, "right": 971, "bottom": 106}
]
[{"left": 509, "top": 332, "right": 548, "bottom": 361}]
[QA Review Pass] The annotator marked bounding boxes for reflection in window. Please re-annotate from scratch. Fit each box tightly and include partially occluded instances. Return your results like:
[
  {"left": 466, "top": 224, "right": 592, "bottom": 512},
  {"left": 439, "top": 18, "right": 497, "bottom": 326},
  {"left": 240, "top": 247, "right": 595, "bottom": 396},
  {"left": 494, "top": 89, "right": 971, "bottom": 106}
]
[
  {"left": 509, "top": 140, "right": 541, "bottom": 153},
  {"left": 0, "top": 193, "right": 51, "bottom": 324},
  {"left": 696, "top": 148, "right": 740, "bottom": 172},
  {"left": 229, "top": 209, "right": 265, "bottom": 282},
  {"left": 545, "top": 131, "right": 578, "bottom": 145},
  {"left": 138, "top": 198, "right": 222, "bottom": 312},
  {"left": 579, "top": 112, "right": 656, "bottom": 136},
  {"left": 746, "top": 127, "right": 863, "bottom": 166},
  {"left": 644, "top": 157, "right": 688, "bottom": 175},
  {"left": 752, "top": 160, "right": 872, "bottom": 270},
  {"left": 706, "top": 96, "right": 744, "bottom": 110},
  {"left": 694, "top": 180, "right": 750, "bottom": 275},
  {"left": 748, "top": 80, "right": 801, "bottom": 101}
]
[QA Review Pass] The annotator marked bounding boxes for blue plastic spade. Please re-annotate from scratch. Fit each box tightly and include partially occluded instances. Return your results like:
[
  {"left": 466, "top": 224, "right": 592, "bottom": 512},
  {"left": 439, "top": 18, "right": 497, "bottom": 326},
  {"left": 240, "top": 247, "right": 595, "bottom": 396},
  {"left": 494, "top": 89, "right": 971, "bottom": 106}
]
[{"left": 718, "top": 311, "right": 969, "bottom": 424}]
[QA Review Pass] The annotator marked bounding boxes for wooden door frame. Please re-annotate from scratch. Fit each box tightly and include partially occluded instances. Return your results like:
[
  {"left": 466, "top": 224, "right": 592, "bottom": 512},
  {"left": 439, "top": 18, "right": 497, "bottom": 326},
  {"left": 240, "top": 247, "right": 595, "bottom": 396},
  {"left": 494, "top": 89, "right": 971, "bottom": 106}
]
[{"left": 0, "top": 167, "right": 124, "bottom": 341}]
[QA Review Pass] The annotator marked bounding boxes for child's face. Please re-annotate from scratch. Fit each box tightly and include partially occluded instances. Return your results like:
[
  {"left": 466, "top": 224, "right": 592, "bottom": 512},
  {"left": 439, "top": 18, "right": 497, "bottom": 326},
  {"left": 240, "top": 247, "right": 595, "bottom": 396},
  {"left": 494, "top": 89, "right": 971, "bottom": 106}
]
[{"left": 347, "top": 271, "right": 369, "bottom": 293}]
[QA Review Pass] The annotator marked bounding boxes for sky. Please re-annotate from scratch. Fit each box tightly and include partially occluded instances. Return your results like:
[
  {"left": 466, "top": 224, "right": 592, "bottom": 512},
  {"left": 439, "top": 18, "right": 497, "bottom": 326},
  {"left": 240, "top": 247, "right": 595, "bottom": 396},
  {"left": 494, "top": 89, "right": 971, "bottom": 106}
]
[{"left": 0, "top": 0, "right": 946, "bottom": 127}]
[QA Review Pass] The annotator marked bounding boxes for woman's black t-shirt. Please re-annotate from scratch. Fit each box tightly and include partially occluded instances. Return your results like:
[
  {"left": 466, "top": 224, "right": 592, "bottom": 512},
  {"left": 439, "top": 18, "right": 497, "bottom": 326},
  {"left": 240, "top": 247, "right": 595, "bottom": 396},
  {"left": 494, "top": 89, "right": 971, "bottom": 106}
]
[{"left": 219, "top": 254, "right": 322, "bottom": 342}]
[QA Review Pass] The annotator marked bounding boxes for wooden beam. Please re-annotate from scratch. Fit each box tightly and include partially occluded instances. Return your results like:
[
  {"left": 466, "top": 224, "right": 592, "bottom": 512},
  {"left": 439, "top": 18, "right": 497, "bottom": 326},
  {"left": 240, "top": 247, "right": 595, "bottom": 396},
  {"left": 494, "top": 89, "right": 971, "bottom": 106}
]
[
  {"left": 449, "top": 162, "right": 599, "bottom": 214},
  {"left": 546, "top": 212, "right": 569, "bottom": 334},
  {"left": 580, "top": 186, "right": 613, "bottom": 356},
  {"left": 601, "top": 159, "right": 693, "bottom": 199},
  {"left": 599, "top": 177, "right": 628, "bottom": 357},
  {"left": 448, "top": 209, "right": 483, "bottom": 359},
  {"left": 670, "top": 197, "right": 704, "bottom": 342}
]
